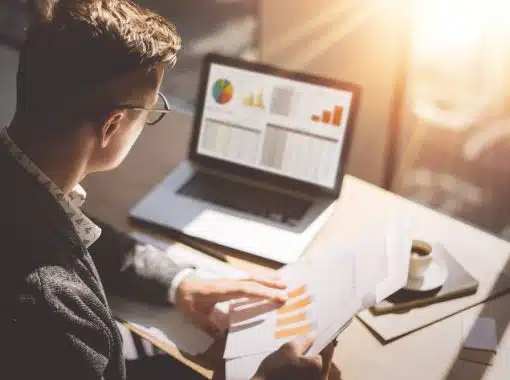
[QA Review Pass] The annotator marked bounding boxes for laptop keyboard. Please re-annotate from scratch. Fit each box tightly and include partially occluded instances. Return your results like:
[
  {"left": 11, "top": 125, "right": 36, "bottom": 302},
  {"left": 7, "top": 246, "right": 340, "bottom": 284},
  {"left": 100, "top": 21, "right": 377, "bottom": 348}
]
[{"left": 177, "top": 172, "right": 312, "bottom": 226}]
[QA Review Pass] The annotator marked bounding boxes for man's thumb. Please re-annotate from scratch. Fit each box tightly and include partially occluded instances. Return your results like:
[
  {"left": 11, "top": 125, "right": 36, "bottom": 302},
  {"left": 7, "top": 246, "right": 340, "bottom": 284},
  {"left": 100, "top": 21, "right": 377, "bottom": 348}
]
[
  {"left": 292, "top": 334, "right": 316, "bottom": 354},
  {"left": 197, "top": 317, "right": 223, "bottom": 338}
]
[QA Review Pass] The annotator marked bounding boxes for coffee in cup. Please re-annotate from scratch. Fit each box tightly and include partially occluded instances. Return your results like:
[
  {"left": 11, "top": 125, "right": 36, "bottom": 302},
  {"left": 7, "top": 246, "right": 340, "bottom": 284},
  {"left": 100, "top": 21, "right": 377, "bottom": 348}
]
[{"left": 409, "top": 240, "right": 433, "bottom": 279}]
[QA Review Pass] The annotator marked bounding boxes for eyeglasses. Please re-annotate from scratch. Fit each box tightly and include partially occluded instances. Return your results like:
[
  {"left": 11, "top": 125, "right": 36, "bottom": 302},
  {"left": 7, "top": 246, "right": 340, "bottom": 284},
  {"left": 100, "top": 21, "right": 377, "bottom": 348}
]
[{"left": 116, "top": 91, "right": 171, "bottom": 126}]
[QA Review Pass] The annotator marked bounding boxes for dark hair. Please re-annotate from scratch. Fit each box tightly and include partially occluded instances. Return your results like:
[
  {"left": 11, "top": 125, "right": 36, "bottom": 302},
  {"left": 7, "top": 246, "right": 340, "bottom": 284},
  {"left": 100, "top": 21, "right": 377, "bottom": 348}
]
[{"left": 16, "top": 0, "right": 181, "bottom": 122}]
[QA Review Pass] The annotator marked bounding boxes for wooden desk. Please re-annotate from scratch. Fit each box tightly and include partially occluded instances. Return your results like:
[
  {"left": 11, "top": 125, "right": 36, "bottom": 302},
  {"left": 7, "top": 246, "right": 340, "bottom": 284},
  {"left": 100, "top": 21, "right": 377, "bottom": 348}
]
[{"left": 83, "top": 112, "right": 510, "bottom": 380}]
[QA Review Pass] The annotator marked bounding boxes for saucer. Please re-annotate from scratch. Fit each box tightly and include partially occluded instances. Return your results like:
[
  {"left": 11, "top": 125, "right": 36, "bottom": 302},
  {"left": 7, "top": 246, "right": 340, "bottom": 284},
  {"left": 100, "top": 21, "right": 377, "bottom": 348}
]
[{"left": 404, "top": 259, "right": 448, "bottom": 292}]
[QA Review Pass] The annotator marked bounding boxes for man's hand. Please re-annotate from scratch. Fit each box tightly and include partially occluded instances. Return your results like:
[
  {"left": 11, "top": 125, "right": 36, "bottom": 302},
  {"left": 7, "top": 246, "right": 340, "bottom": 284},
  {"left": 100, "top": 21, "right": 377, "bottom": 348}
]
[
  {"left": 175, "top": 275, "right": 287, "bottom": 336},
  {"left": 253, "top": 337, "right": 336, "bottom": 380}
]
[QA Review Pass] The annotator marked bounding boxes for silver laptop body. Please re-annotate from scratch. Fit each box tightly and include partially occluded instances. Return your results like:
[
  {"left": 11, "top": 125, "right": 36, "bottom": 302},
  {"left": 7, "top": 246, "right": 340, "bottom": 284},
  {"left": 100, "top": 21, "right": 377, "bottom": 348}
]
[{"left": 130, "top": 54, "right": 361, "bottom": 263}]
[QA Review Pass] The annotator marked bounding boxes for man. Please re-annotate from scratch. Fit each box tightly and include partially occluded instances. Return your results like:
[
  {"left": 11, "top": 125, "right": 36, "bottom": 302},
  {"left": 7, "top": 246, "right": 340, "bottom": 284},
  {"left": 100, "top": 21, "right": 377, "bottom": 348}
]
[{"left": 0, "top": 1, "right": 335, "bottom": 379}]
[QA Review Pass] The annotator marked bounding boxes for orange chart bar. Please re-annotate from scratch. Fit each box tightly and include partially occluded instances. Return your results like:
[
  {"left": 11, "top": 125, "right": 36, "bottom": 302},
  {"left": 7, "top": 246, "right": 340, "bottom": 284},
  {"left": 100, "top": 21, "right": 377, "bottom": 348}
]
[
  {"left": 277, "top": 296, "right": 312, "bottom": 314},
  {"left": 311, "top": 115, "right": 320, "bottom": 122},
  {"left": 288, "top": 286, "right": 306, "bottom": 299},
  {"left": 332, "top": 106, "right": 343, "bottom": 126},
  {"left": 275, "top": 324, "right": 314, "bottom": 339},
  {"left": 322, "top": 110, "right": 331, "bottom": 123},
  {"left": 276, "top": 312, "right": 307, "bottom": 327}
]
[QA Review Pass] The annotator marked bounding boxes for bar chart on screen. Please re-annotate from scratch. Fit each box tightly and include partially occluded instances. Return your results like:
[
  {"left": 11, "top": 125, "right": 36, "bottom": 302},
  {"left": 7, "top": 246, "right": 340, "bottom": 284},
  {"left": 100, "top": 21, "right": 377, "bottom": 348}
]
[
  {"left": 270, "top": 86, "right": 299, "bottom": 117},
  {"left": 311, "top": 105, "right": 344, "bottom": 127},
  {"left": 243, "top": 89, "right": 265, "bottom": 109}
]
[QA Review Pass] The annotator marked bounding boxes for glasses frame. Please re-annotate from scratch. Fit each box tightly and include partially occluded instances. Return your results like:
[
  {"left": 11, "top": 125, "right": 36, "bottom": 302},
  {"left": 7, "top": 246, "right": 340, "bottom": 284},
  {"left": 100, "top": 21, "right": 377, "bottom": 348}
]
[{"left": 116, "top": 91, "right": 171, "bottom": 126}]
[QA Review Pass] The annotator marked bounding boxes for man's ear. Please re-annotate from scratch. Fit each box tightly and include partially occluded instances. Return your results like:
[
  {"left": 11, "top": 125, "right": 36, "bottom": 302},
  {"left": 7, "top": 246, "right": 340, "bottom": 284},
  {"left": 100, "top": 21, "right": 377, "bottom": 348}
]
[{"left": 100, "top": 111, "right": 124, "bottom": 148}]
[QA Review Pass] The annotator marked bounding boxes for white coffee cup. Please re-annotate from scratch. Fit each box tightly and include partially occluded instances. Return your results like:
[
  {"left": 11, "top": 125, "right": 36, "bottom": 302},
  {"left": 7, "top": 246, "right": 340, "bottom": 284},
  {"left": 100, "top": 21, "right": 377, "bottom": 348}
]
[{"left": 409, "top": 241, "right": 433, "bottom": 279}]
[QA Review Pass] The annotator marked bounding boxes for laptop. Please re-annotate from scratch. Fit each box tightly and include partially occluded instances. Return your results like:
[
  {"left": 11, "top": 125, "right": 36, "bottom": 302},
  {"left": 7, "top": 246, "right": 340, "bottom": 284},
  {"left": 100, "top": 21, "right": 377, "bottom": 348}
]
[{"left": 130, "top": 53, "right": 361, "bottom": 263}]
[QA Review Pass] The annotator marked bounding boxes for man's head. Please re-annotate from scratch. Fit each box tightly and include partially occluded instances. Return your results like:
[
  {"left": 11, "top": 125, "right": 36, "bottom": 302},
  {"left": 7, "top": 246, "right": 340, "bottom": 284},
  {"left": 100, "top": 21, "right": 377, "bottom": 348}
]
[{"left": 13, "top": 0, "right": 181, "bottom": 172}]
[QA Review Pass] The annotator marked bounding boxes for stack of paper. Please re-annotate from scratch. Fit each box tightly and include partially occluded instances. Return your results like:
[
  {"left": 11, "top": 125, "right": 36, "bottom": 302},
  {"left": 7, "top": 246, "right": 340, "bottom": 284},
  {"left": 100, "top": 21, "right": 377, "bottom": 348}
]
[{"left": 224, "top": 219, "right": 413, "bottom": 379}]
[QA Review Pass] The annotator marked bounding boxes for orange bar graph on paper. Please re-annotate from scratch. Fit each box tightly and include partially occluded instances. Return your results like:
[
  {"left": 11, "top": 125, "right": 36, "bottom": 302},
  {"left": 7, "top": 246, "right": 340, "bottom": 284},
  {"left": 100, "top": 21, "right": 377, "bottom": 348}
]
[
  {"left": 311, "top": 115, "right": 320, "bottom": 122},
  {"left": 277, "top": 296, "right": 312, "bottom": 314},
  {"left": 276, "top": 312, "right": 307, "bottom": 327},
  {"left": 288, "top": 286, "right": 306, "bottom": 299},
  {"left": 275, "top": 324, "right": 314, "bottom": 339},
  {"left": 322, "top": 110, "right": 331, "bottom": 123},
  {"left": 332, "top": 106, "right": 343, "bottom": 126}
]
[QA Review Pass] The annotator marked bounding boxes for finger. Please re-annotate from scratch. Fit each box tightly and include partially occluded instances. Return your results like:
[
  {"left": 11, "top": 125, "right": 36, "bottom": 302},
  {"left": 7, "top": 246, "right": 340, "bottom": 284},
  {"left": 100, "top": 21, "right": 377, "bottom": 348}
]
[
  {"left": 244, "top": 274, "right": 287, "bottom": 289},
  {"left": 192, "top": 315, "right": 223, "bottom": 338},
  {"left": 320, "top": 341, "right": 336, "bottom": 378},
  {"left": 300, "top": 354, "right": 323, "bottom": 372},
  {"left": 211, "top": 282, "right": 288, "bottom": 303},
  {"left": 320, "top": 342, "right": 336, "bottom": 362},
  {"left": 203, "top": 322, "right": 224, "bottom": 338},
  {"left": 290, "top": 335, "right": 315, "bottom": 355}
]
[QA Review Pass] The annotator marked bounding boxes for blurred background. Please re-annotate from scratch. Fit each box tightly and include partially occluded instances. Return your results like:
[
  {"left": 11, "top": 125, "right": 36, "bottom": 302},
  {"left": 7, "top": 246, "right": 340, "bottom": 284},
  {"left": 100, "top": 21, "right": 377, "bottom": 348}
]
[
  {"left": 0, "top": 0, "right": 259, "bottom": 111},
  {"left": 394, "top": 0, "right": 510, "bottom": 241},
  {"left": 2, "top": 0, "right": 510, "bottom": 241}
]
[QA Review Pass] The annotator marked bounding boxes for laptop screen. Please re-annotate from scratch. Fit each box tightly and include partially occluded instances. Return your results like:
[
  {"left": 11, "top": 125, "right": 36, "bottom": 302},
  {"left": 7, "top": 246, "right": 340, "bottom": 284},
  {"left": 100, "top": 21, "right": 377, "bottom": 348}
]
[{"left": 195, "top": 62, "right": 355, "bottom": 190}]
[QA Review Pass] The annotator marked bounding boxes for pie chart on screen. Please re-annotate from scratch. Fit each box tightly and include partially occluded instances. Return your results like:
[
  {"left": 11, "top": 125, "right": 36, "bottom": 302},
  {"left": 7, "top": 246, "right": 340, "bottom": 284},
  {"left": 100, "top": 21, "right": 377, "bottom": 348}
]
[{"left": 212, "top": 79, "right": 233, "bottom": 104}]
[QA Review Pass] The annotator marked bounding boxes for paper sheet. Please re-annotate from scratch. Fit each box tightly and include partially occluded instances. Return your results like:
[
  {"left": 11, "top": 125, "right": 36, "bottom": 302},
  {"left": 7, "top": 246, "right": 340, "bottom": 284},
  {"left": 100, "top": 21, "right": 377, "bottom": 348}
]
[
  {"left": 224, "top": 219, "right": 413, "bottom": 379},
  {"left": 224, "top": 261, "right": 316, "bottom": 358},
  {"left": 375, "top": 220, "right": 413, "bottom": 302},
  {"left": 225, "top": 352, "right": 269, "bottom": 380},
  {"left": 225, "top": 320, "right": 353, "bottom": 380}
]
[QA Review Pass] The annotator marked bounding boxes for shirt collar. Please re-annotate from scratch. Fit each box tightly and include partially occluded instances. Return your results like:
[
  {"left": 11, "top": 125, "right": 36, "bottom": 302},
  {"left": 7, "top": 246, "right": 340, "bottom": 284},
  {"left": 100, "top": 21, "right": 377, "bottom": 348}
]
[{"left": 0, "top": 128, "right": 101, "bottom": 248}]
